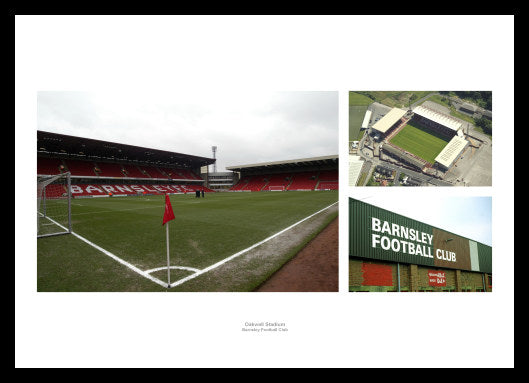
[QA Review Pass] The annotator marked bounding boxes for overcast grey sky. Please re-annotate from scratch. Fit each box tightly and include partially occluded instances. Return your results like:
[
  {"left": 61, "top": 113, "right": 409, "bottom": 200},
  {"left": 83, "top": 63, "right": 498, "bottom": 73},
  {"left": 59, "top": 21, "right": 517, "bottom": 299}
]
[{"left": 37, "top": 91, "right": 338, "bottom": 172}]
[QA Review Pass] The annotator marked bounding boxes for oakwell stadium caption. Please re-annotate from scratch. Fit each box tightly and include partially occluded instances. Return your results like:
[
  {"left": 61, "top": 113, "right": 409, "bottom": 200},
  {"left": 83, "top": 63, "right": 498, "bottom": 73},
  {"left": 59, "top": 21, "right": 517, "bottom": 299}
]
[{"left": 242, "top": 322, "right": 288, "bottom": 333}]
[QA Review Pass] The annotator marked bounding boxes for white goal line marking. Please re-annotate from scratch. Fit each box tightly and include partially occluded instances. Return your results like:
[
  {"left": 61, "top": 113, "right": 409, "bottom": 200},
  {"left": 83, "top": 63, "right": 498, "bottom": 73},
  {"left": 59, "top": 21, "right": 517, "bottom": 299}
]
[
  {"left": 39, "top": 215, "right": 169, "bottom": 288},
  {"left": 168, "top": 201, "right": 338, "bottom": 288}
]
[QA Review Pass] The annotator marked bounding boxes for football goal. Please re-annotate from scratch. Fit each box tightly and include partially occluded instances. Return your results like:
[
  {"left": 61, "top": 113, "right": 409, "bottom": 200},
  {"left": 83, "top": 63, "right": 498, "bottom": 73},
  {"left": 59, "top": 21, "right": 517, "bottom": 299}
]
[
  {"left": 268, "top": 185, "right": 286, "bottom": 191},
  {"left": 37, "top": 172, "right": 72, "bottom": 238}
]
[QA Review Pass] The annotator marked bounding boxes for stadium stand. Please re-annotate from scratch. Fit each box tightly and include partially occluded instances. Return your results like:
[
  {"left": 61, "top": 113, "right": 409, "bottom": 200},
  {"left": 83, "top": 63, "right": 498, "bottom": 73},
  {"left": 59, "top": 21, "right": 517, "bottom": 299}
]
[
  {"left": 158, "top": 167, "right": 177, "bottom": 179},
  {"left": 64, "top": 159, "right": 98, "bottom": 177},
  {"left": 227, "top": 156, "right": 338, "bottom": 192},
  {"left": 241, "top": 176, "right": 268, "bottom": 191},
  {"left": 141, "top": 165, "right": 168, "bottom": 179},
  {"left": 136, "top": 165, "right": 153, "bottom": 178},
  {"left": 411, "top": 105, "right": 462, "bottom": 138},
  {"left": 265, "top": 173, "right": 292, "bottom": 190},
  {"left": 230, "top": 176, "right": 250, "bottom": 191},
  {"left": 37, "top": 157, "right": 64, "bottom": 175},
  {"left": 70, "top": 184, "right": 107, "bottom": 197},
  {"left": 316, "top": 181, "right": 338, "bottom": 190},
  {"left": 42, "top": 183, "right": 69, "bottom": 198},
  {"left": 287, "top": 171, "right": 319, "bottom": 190},
  {"left": 230, "top": 170, "right": 334, "bottom": 192},
  {"left": 69, "top": 183, "right": 215, "bottom": 197},
  {"left": 174, "top": 168, "right": 201, "bottom": 180},
  {"left": 318, "top": 169, "right": 338, "bottom": 181},
  {"left": 37, "top": 131, "right": 216, "bottom": 201},
  {"left": 122, "top": 164, "right": 149, "bottom": 178},
  {"left": 96, "top": 162, "right": 126, "bottom": 178}
]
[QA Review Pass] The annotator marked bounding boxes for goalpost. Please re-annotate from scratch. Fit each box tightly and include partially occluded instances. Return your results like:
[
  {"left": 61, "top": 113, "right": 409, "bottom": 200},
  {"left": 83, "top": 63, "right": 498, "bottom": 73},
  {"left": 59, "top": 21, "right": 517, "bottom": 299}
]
[
  {"left": 268, "top": 185, "right": 286, "bottom": 191},
  {"left": 37, "top": 172, "right": 72, "bottom": 238}
]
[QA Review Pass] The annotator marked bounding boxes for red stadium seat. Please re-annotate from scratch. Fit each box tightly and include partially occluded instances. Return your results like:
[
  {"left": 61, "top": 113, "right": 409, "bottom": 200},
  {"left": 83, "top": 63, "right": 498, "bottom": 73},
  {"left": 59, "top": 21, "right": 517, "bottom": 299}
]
[
  {"left": 37, "top": 157, "right": 64, "bottom": 175},
  {"left": 287, "top": 171, "right": 319, "bottom": 190},
  {"left": 64, "top": 159, "right": 98, "bottom": 177}
]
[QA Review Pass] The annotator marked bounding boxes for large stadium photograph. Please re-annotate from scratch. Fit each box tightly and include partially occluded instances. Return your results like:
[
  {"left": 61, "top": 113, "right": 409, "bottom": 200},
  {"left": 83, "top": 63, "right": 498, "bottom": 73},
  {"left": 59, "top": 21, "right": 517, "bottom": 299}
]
[{"left": 36, "top": 91, "right": 339, "bottom": 292}]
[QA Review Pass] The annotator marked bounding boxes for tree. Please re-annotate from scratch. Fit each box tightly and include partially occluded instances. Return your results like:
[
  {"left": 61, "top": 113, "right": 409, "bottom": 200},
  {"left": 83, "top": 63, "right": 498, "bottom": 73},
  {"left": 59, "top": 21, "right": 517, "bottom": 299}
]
[{"left": 475, "top": 117, "right": 492, "bottom": 135}]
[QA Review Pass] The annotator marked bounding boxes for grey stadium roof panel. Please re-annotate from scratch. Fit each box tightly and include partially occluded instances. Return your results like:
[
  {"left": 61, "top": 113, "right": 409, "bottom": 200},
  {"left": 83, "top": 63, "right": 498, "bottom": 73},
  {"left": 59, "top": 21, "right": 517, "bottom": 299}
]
[{"left": 226, "top": 155, "right": 338, "bottom": 172}]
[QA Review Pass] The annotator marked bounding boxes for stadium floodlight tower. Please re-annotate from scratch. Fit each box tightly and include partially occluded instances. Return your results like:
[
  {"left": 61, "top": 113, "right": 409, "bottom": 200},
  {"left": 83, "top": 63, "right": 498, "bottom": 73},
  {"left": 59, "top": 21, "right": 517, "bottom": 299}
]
[{"left": 211, "top": 146, "right": 217, "bottom": 173}]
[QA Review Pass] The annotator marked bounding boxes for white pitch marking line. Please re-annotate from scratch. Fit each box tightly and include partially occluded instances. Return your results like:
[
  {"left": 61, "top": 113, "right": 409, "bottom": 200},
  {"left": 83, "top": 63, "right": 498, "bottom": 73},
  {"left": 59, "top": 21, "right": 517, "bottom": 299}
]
[
  {"left": 145, "top": 265, "right": 201, "bottom": 274},
  {"left": 40, "top": 215, "right": 169, "bottom": 288},
  {"left": 169, "top": 201, "right": 338, "bottom": 288}
]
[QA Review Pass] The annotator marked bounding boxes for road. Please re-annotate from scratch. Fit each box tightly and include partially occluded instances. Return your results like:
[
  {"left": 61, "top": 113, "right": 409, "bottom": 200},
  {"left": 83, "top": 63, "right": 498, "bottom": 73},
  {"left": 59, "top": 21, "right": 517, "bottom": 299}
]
[
  {"left": 409, "top": 92, "right": 439, "bottom": 109},
  {"left": 357, "top": 146, "right": 452, "bottom": 186}
]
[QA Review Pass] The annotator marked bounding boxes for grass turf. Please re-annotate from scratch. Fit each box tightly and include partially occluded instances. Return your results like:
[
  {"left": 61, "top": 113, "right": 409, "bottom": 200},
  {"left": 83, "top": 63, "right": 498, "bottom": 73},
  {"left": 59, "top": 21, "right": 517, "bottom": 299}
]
[
  {"left": 389, "top": 120, "right": 450, "bottom": 164},
  {"left": 349, "top": 105, "right": 368, "bottom": 141},
  {"left": 349, "top": 92, "right": 373, "bottom": 106},
  {"left": 37, "top": 191, "right": 338, "bottom": 292}
]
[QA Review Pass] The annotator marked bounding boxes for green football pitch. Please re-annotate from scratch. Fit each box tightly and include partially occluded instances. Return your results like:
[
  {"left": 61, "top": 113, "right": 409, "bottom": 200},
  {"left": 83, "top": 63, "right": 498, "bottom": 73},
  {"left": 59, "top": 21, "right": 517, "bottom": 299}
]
[
  {"left": 389, "top": 121, "right": 450, "bottom": 164},
  {"left": 37, "top": 191, "right": 338, "bottom": 292}
]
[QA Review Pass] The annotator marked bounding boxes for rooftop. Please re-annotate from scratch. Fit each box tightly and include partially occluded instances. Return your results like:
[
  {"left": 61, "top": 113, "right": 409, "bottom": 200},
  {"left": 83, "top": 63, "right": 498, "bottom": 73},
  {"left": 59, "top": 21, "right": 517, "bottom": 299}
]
[
  {"left": 371, "top": 108, "right": 407, "bottom": 134},
  {"left": 412, "top": 105, "right": 463, "bottom": 132},
  {"left": 435, "top": 135, "right": 469, "bottom": 168}
]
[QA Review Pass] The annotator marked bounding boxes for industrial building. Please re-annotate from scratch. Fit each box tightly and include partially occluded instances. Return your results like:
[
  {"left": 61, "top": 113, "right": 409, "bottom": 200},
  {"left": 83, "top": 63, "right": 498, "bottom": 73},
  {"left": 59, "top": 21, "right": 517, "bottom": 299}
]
[{"left": 349, "top": 198, "right": 492, "bottom": 292}]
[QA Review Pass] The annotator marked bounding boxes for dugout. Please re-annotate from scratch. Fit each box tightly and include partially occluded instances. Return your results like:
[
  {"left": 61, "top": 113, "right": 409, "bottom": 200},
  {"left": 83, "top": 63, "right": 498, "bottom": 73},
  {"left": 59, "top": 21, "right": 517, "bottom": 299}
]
[{"left": 349, "top": 198, "right": 492, "bottom": 292}]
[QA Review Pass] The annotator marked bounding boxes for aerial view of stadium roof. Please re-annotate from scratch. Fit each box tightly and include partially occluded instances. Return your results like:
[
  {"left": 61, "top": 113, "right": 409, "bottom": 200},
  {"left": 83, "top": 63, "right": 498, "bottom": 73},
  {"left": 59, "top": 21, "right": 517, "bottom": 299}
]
[
  {"left": 371, "top": 107, "right": 407, "bottom": 134},
  {"left": 434, "top": 135, "right": 469, "bottom": 169},
  {"left": 412, "top": 105, "right": 463, "bottom": 133}
]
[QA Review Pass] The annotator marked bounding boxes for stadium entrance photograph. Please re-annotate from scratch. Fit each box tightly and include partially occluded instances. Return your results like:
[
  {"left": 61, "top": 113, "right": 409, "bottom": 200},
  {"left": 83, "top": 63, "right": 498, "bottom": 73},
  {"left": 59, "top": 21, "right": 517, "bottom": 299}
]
[
  {"left": 36, "top": 91, "right": 339, "bottom": 292},
  {"left": 348, "top": 91, "right": 492, "bottom": 187}
]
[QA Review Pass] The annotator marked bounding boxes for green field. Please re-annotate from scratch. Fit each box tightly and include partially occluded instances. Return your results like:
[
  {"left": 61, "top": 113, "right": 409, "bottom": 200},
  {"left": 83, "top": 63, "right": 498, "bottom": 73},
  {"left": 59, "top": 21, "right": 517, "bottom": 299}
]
[
  {"left": 349, "top": 105, "right": 368, "bottom": 141},
  {"left": 349, "top": 92, "right": 374, "bottom": 106},
  {"left": 357, "top": 91, "right": 435, "bottom": 108},
  {"left": 389, "top": 121, "right": 450, "bottom": 164},
  {"left": 37, "top": 191, "right": 338, "bottom": 292}
]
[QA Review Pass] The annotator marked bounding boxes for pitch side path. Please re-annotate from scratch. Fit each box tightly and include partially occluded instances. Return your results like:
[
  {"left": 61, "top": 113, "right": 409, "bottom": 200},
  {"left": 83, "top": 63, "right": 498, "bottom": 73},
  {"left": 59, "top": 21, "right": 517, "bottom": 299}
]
[{"left": 37, "top": 191, "right": 338, "bottom": 292}]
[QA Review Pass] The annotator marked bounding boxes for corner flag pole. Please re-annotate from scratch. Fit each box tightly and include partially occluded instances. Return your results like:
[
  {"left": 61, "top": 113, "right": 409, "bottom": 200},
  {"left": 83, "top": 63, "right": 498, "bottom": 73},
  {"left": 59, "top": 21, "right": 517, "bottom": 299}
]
[
  {"left": 162, "top": 193, "right": 176, "bottom": 289},
  {"left": 166, "top": 221, "right": 171, "bottom": 287}
]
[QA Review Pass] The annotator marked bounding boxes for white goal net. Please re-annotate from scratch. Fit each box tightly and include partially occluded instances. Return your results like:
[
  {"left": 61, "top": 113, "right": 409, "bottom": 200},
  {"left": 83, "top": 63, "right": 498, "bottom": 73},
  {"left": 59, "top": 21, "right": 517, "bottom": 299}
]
[{"left": 37, "top": 172, "right": 72, "bottom": 238}]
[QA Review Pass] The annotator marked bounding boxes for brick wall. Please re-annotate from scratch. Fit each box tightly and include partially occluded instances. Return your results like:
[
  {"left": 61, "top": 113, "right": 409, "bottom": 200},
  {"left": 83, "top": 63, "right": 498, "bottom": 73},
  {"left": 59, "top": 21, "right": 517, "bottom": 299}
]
[
  {"left": 460, "top": 270, "right": 489, "bottom": 291},
  {"left": 350, "top": 257, "right": 491, "bottom": 292}
]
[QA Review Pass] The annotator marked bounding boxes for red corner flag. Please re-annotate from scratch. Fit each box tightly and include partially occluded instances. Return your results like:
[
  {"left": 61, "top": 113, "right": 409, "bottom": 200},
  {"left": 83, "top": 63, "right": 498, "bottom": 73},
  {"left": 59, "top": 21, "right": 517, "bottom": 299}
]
[{"left": 162, "top": 193, "right": 175, "bottom": 225}]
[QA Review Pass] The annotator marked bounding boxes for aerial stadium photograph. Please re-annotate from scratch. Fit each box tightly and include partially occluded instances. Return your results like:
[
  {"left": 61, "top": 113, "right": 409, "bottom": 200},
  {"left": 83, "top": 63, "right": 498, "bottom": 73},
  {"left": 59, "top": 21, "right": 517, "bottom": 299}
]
[
  {"left": 348, "top": 91, "right": 492, "bottom": 187},
  {"left": 36, "top": 91, "right": 339, "bottom": 292}
]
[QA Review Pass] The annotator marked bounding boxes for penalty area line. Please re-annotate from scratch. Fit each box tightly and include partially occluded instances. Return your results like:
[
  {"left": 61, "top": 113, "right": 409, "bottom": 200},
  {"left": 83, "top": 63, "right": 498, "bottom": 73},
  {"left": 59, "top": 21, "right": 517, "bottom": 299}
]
[
  {"left": 169, "top": 201, "right": 338, "bottom": 288},
  {"left": 39, "top": 215, "right": 169, "bottom": 289}
]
